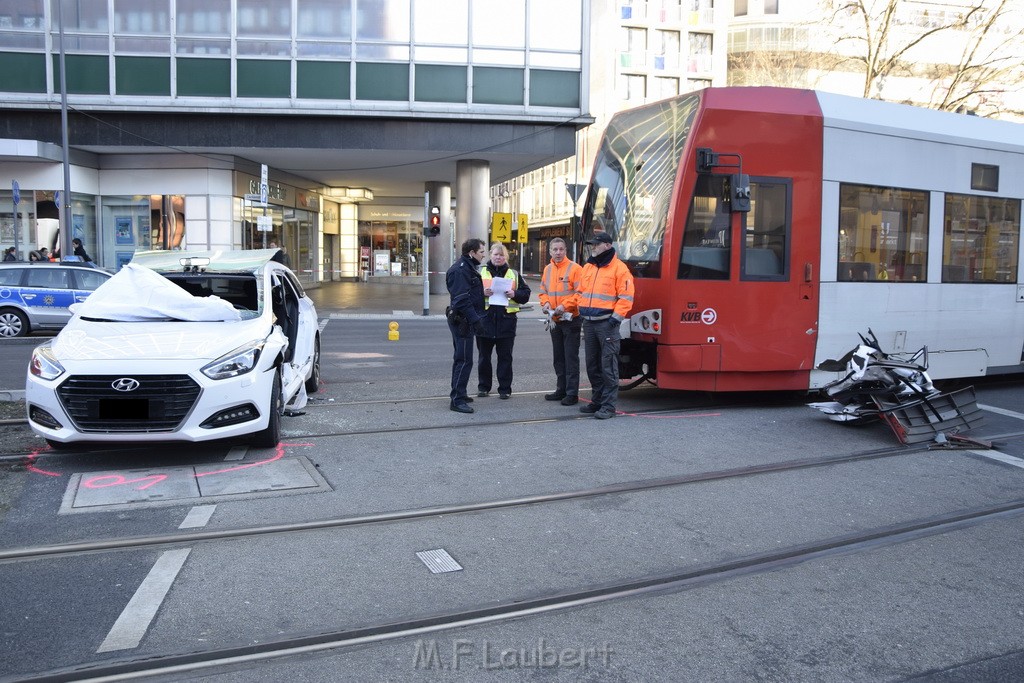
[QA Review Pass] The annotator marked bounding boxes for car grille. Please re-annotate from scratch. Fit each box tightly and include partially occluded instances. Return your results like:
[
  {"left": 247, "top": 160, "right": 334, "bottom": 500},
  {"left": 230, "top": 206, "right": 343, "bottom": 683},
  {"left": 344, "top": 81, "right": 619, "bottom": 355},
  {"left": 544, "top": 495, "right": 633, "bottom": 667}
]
[{"left": 56, "top": 375, "right": 202, "bottom": 433}]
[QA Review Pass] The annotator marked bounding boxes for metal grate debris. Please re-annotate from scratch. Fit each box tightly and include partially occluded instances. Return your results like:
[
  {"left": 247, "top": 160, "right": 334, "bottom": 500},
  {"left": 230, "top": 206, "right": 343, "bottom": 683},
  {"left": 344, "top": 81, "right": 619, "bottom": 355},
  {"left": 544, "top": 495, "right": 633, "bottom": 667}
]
[{"left": 416, "top": 549, "right": 463, "bottom": 574}]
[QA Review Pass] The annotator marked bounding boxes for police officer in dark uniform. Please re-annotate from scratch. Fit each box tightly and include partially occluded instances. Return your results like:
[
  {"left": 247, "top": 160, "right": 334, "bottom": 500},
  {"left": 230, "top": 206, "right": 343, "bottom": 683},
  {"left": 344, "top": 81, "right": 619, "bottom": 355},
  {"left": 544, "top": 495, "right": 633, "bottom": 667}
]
[{"left": 445, "top": 238, "right": 487, "bottom": 413}]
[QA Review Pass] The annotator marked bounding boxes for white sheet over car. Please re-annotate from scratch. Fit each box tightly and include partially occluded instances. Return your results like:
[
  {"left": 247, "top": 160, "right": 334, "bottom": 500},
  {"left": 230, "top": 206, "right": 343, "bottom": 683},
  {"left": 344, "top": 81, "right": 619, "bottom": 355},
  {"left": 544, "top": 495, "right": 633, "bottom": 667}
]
[{"left": 70, "top": 263, "right": 241, "bottom": 322}]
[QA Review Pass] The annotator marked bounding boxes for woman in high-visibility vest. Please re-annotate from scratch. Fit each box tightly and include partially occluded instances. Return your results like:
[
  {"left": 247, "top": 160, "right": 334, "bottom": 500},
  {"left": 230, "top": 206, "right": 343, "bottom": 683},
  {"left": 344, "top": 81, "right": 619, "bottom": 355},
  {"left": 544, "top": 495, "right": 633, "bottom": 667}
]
[{"left": 476, "top": 242, "right": 531, "bottom": 399}]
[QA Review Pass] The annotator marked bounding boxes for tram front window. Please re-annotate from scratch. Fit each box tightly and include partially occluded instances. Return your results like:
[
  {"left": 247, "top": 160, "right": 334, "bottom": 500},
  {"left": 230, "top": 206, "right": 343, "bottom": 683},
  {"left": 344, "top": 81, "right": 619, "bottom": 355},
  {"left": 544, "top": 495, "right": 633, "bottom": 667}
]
[{"left": 582, "top": 94, "right": 699, "bottom": 278}]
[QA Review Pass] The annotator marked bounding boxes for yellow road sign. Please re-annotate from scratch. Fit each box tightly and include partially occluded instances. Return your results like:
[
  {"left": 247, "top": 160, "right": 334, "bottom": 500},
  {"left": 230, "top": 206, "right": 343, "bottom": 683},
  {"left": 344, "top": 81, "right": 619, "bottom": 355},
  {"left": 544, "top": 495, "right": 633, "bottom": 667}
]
[
  {"left": 491, "top": 212, "right": 512, "bottom": 242},
  {"left": 517, "top": 213, "right": 528, "bottom": 243}
]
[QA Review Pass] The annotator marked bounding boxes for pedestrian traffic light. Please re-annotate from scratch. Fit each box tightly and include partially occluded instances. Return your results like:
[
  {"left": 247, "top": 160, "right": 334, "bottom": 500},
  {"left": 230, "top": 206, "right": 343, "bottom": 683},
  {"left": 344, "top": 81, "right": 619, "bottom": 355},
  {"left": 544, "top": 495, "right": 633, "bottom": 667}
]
[{"left": 429, "top": 205, "right": 441, "bottom": 236}]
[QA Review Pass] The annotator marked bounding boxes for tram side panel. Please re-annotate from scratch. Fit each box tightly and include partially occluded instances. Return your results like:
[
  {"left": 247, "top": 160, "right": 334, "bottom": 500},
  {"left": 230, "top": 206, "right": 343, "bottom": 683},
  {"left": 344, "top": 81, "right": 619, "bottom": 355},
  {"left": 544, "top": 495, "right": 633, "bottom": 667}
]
[{"left": 811, "top": 116, "right": 1024, "bottom": 388}]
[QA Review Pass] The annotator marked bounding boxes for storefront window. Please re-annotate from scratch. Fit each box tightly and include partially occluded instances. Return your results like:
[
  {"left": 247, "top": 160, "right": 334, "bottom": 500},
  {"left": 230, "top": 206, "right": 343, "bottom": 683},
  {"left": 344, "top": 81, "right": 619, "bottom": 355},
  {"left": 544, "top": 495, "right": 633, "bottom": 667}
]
[
  {"left": 0, "top": 189, "right": 36, "bottom": 261},
  {"left": 101, "top": 194, "right": 183, "bottom": 269},
  {"left": 238, "top": 201, "right": 316, "bottom": 284},
  {"left": 358, "top": 217, "right": 423, "bottom": 276}
]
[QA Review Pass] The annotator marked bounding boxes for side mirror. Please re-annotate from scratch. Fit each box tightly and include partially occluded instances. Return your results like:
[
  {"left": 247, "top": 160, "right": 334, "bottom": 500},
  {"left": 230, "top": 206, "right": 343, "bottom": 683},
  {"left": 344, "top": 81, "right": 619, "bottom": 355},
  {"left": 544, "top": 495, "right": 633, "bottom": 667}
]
[{"left": 730, "top": 174, "right": 751, "bottom": 212}]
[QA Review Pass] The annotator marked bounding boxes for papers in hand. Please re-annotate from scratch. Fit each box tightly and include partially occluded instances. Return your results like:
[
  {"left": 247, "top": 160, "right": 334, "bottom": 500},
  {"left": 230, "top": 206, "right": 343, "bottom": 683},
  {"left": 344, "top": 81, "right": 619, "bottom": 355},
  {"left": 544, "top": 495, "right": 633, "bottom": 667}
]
[{"left": 488, "top": 276, "right": 513, "bottom": 305}]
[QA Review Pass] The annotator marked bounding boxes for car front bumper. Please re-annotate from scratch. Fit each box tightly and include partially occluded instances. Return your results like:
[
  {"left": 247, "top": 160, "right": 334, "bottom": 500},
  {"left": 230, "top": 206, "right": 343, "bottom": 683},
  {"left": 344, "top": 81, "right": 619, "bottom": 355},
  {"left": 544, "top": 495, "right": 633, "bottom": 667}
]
[{"left": 26, "top": 359, "right": 279, "bottom": 444}]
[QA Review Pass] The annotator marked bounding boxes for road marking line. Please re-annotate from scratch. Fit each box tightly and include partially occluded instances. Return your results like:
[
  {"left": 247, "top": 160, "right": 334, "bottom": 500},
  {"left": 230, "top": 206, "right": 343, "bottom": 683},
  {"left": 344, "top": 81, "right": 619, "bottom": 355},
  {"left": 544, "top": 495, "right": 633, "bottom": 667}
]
[
  {"left": 969, "top": 450, "right": 1024, "bottom": 470},
  {"left": 179, "top": 505, "right": 216, "bottom": 529},
  {"left": 979, "top": 404, "right": 1024, "bottom": 421},
  {"left": 225, "top": 446, "right": 247, "bottom": 461},
  {"left": 318, "top": 318, "right": 330, "bottom": 332},
  {"left": 97, "top": 548, "right": 191, "bottom": 652}
]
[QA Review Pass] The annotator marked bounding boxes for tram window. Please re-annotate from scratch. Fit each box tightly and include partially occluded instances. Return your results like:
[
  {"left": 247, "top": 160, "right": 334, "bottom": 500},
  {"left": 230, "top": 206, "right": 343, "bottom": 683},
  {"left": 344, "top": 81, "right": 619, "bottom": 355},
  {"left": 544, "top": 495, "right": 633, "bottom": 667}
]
[
  {"left": 679, "top": 175, "right": 730, "bottom": 280},
  {"left": 942, "top": 195, "right": 1020, "bottom": 283},
  {"left": 741, "top": 180, "right": 789, "bottom": 281},
  {"left": 838, "top": 184, "right": 928, "bottom": 282}
]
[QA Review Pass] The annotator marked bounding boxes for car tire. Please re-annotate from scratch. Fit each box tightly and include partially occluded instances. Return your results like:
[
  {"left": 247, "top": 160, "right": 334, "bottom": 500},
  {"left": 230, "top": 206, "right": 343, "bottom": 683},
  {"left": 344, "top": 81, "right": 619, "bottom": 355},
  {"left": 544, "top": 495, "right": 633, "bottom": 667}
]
[
  {"left": 0, "top": 308, "right": 28, "bottom": 338},
  {"left": 304, "top": 335, "right": 321, "bottom": 394},
  {"left": 251, "top": 369, "right": 282, "bottom": 448}
]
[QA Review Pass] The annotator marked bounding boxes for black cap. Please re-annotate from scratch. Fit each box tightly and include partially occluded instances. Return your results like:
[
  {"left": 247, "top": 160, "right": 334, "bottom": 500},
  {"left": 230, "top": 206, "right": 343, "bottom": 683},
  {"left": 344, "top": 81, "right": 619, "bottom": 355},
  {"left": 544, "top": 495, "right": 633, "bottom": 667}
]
[{"left": 584, "top": 232, "right": 613, "bottom": 245}]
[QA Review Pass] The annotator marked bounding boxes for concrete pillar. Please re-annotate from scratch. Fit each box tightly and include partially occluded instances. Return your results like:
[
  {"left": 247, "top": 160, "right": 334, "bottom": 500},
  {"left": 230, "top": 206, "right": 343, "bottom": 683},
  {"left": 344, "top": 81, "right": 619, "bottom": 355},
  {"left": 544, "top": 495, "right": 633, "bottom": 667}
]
[
  {"left": 424, "top": 181, "right": 451, "bottom": 294},
  {"left": 455, "top": 158, "right": 490, "bottom": 248}
]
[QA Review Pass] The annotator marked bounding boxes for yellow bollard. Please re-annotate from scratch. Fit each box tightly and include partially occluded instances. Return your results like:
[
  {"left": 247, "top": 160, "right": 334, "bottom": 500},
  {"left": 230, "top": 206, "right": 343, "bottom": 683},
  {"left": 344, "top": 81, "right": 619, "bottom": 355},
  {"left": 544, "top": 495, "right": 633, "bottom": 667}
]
[{"left": 388, "top": 321, "right": 399, "bottom": 341}]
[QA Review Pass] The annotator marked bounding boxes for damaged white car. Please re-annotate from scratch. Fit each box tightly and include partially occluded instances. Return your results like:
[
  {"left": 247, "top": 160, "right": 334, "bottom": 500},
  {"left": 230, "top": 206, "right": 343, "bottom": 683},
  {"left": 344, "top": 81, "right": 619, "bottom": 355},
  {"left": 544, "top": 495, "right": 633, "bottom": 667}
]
[{"left": 25, "top": 249, "right": 320, "bottom": 448}]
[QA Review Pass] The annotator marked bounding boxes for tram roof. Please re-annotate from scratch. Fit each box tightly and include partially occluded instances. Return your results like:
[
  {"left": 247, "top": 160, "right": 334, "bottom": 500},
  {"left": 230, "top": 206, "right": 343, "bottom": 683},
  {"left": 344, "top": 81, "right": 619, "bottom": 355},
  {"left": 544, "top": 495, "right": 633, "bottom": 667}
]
[{"left": 698, "top": 87, "right": 1024, "bottom": 155}]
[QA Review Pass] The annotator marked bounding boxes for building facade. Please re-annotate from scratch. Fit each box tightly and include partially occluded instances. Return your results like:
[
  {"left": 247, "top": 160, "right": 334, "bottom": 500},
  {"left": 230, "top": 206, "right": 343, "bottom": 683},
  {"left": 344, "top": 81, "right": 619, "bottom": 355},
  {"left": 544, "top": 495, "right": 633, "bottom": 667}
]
[
  {"left": 492, "top": 0, "right": 729, "bottom": 274},
  {"left": 0, "top": 0, "right": 591, "bottom": 283}
]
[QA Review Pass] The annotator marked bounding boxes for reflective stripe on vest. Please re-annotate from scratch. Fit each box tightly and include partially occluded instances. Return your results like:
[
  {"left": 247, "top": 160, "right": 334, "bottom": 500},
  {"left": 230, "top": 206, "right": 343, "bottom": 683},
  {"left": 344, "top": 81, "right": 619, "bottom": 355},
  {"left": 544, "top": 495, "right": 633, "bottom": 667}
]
[{"left": 480, "top": 266, "right": 520, "bottom": 313}]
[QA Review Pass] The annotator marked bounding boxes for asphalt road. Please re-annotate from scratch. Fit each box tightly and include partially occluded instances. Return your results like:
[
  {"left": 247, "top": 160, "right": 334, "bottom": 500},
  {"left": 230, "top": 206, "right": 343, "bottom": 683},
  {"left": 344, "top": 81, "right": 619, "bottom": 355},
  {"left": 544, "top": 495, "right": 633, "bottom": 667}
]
[{"left": 1, "top": 318, "right": 1024, "bottom": 682}]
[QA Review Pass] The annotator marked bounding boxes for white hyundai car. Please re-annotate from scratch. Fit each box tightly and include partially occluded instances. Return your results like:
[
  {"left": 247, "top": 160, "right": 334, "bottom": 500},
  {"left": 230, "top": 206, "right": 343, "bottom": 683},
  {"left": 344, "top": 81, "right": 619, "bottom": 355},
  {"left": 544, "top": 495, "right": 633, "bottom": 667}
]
[{"left": 25, "top": 249, "right": 320, "bottom": 449}]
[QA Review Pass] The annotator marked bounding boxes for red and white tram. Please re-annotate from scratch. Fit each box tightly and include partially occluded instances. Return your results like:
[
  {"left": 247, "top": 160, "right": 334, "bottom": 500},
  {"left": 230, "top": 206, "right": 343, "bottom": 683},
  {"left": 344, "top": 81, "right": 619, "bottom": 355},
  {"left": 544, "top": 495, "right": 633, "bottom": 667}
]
[{"left": 579, "top": 87, "right": 1024, "bottom": 392}]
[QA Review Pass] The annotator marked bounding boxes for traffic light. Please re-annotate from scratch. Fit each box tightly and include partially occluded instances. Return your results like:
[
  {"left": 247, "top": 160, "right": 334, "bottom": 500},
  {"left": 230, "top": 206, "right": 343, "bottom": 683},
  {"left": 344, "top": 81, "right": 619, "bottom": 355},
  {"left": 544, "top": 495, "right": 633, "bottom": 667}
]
[{"left": 429, "top": 205, "right": 441, "bottom": 236}]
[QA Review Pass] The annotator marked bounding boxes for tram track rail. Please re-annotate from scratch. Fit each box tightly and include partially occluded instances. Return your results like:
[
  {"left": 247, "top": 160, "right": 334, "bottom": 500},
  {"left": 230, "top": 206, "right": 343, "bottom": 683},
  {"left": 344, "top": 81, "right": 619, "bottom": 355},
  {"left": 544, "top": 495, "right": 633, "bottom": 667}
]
[
  {"left": 0, "top": 397, "right": 758, "bottom": 462},
  {"left": 4, "top": 431, "right": 1023, "bottom": 564},
  {"left": 16, "top": 496, "right": 1024, "bottom": 683}
]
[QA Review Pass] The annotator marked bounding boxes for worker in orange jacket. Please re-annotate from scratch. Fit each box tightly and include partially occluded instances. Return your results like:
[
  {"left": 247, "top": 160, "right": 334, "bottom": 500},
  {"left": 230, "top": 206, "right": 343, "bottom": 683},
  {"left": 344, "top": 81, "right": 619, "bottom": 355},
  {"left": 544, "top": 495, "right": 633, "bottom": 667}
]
[
  {"left": 538, "top": 237, "right": 584, "bottom": 405},
  {"left": 578, "top": 231, "right": 634, "bottom": 419}
]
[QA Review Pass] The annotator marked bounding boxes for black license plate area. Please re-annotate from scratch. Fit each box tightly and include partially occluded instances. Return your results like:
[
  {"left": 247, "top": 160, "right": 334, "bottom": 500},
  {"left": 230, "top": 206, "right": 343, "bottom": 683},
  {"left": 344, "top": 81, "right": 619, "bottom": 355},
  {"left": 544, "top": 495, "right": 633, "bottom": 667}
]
[{"left": 99, "top": 398, "right": 149, "bottom": 420}]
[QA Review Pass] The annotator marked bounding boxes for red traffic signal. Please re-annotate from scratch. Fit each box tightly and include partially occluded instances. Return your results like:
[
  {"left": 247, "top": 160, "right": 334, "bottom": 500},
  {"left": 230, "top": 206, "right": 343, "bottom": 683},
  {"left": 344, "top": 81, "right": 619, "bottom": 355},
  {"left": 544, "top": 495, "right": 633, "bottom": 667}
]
[{"left": 429, "top": 206, "right": 440, "bottom": 236}]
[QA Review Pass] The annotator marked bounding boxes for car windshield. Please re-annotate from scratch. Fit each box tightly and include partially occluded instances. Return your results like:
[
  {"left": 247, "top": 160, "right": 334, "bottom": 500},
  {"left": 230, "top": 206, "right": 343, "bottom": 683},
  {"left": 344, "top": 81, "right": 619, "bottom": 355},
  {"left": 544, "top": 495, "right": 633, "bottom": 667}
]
[
  {"left": 71, "top": 263, "right": 254, "bottom": 322},
  {"left": 162, "top": 273, "right": 263, "bottom": 320}
]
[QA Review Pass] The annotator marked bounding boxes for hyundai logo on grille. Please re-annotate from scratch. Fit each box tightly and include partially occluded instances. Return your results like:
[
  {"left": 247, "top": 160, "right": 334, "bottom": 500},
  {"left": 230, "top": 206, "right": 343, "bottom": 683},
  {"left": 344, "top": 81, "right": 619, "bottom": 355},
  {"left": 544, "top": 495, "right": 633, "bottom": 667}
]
[{"left": 111, "top": 378, "right": 141, "bottom": 392}]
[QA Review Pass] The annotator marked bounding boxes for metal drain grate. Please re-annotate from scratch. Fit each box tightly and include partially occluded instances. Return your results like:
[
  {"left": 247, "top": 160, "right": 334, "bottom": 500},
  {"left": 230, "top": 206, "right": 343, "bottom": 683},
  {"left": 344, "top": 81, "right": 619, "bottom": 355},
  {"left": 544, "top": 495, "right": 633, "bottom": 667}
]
[{"left": 416, "top": 549, "right": 463, "bottom": 574}]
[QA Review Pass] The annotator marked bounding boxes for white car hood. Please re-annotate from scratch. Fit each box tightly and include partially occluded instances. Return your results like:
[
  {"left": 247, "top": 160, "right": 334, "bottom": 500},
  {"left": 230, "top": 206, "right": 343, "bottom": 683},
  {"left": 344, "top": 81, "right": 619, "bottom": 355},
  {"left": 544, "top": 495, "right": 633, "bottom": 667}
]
[{"left": 52, "top": 317, "right": 271, "bottom": 362}]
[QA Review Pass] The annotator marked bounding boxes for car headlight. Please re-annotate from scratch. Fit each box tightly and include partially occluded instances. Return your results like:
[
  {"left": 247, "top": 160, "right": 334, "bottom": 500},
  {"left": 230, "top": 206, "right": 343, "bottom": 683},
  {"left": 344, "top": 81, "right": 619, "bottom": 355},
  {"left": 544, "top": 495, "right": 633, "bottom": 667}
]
[
  {"left": 29, "top": 344, "right": 65, "bottom": 381},
  {"left": 201, "top": 341, "right": 264, "bottom": 380}
]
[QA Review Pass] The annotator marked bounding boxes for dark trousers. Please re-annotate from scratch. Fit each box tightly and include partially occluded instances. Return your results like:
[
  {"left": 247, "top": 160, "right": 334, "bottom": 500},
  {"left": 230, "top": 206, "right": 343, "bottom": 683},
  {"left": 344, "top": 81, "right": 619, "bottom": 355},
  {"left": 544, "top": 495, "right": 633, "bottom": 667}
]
[
  {"left": 549, "top": 319, "right": 582, "bottom": 397},
  {"left": 476, "top": 336, "right": 515, "bottom": 394},
  {"left": 583, "top": 319, "right": 621, "bottom": 411},
  {"left": 449, "top": 321, "right": 475, "bottom": 403}
]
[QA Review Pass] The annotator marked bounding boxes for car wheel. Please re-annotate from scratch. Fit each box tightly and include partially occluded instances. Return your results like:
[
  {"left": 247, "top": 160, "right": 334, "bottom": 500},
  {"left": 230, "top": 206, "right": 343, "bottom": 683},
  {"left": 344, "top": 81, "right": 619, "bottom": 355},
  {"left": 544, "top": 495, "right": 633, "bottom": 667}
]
[
  {"left": 0, "top": 308, "right": 28, "bottom": 338},
  {"left": 251, "top": 369, "right": 282, "bottom": 448},
  {"left": 304, "top": 335, "right": 321, "bottom": 394}
]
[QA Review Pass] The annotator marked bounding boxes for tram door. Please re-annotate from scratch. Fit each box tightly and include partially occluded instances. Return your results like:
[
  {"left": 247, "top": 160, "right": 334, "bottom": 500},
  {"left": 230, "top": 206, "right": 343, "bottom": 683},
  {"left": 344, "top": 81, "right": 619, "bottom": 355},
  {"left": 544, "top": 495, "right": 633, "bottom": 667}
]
[
  {"left": 731, "top": 178, "right": 818, "bottom": 378},
  {"left": 679, "top": 175, "right": 818, "bottom": 388}
]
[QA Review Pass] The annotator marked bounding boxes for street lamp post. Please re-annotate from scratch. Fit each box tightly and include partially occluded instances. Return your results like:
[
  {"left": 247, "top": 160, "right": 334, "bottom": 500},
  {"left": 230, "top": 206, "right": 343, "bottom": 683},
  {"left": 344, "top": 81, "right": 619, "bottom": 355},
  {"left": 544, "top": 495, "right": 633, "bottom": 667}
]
[{"left": 57, "top": 0, "right": 72, "bottom": 261}]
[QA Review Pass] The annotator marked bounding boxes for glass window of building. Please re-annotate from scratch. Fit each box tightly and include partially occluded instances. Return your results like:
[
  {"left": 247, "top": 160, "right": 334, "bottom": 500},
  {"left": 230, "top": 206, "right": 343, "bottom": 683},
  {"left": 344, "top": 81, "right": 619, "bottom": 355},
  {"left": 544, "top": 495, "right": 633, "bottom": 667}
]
[
  {"left": 113, "top": 0, "right": 169, "bottom": 34},
  {"left": 942, "top": 195, "right": 1020, "bottom": 283},
  {"left": 838, "top": 184, "right": 928, "bottom": 282},
  {"left": 622, "top": 74, "right": 646, "bottom": 100},
  {"left": 50, "top": 0, "right": 108, "bottom": 31},
  {"left": 3, "top": 0, "right": 44, "bottom": 31},
  {"left": 237, "top": 0, "right": 291, "bottom": 37},
  {"left": 472, "top": 0, "right": 524, "bottom": 48},
  {"left": 621, "top": 27, "right": 646, "bottom": 68},
  {"left": 297, "top": 0, "right": 352, "bottom": 38},
  {"left": 414, "top": 0, "right": 466, "bottom": 45},
  {"left": 176, "top": 0, "right": 231, "bottom": 34},
  {"left": 529, "top": 0, "right": 580, "bottom": 51},
  {"left": 357, "top": 0, "right": 410, "bottom": 42}
]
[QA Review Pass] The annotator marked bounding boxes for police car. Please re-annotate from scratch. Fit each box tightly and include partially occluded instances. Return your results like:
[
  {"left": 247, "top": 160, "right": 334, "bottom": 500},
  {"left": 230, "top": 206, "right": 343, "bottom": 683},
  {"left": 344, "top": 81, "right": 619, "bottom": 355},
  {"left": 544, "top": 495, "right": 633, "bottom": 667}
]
[
  {"left": 0, "top": 262, "right": 111, "bottom": 337},
  {"left": 25, "top": 249, "right": 320, "bottom": 448}
]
